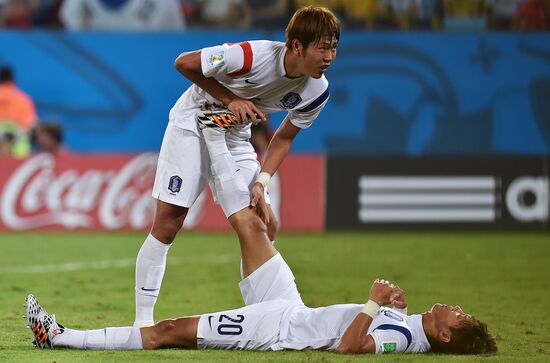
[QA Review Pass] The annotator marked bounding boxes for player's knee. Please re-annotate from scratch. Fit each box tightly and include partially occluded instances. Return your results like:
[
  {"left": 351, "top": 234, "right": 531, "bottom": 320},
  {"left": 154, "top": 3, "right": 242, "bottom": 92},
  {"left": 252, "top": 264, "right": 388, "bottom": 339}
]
[
  {"left": 246, "top": 214, "right": 268, "bottom": 236},
  {"left": 151, "top": 204, "right": 188, "bottom": 243},
  {"left": 151, "top": 217, "right": 185, "bottom": 243},
  {"left": 232, "top": 211, "right": 268, "bottom": 236},
  {"left": 151, "top": 225, "right": 179, "bottom": 243}
]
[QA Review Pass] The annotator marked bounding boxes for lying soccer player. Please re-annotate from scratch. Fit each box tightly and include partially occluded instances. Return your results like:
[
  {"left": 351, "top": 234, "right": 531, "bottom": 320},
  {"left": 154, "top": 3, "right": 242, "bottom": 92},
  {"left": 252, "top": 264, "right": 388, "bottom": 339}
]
[{"left": 25, "top": 246, "right": 497, "bottom": 354}]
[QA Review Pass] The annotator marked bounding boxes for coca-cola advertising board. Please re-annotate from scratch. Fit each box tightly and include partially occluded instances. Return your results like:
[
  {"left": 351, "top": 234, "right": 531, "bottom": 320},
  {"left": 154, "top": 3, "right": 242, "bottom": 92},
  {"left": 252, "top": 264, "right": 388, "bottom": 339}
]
[{"left": 0, "top": 153, "right": 324, "bottom": 231}]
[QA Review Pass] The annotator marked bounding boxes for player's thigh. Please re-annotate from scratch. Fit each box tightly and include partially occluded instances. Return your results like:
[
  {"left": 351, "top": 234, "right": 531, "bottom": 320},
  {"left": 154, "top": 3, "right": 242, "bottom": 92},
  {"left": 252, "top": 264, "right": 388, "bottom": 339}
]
[
  {"left": 196, "top": 300, "right": 288, "bottom": 351},
  {"left": 152, "top": 124, "right": 209, "bottom": 208}
]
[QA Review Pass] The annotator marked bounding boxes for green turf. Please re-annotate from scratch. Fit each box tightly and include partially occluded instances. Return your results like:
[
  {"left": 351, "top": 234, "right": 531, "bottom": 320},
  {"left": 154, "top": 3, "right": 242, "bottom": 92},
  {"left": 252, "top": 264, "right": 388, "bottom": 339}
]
[{"left": 0, "top": 231, "right": 549, "bottom": 362}]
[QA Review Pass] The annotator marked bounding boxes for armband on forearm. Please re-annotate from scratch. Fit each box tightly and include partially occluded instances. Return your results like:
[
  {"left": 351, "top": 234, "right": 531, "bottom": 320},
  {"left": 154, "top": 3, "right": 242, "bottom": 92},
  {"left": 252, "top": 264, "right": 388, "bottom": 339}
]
[
  {"left": 361, "top": 300, "right": 380, "bottom": 319},
  {"left": 256, "top": 172, "right": 271, "bottom": 187}
]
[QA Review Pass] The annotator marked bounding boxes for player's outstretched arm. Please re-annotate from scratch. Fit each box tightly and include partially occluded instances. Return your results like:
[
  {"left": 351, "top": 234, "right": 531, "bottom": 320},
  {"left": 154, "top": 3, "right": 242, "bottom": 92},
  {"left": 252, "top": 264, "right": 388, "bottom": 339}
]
[
  {"left": 251, "top": 117, "right": 300, "bottom": 222},
  {"left": 335, "top": 279, "right": 395, "bottom": 354}
]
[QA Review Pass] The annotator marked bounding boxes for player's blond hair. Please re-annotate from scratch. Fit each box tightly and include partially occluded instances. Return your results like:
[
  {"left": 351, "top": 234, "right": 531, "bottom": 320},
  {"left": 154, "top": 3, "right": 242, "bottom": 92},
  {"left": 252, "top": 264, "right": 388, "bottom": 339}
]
[{"left": 285, "top": 6, "right": 340, "bottom": 50}]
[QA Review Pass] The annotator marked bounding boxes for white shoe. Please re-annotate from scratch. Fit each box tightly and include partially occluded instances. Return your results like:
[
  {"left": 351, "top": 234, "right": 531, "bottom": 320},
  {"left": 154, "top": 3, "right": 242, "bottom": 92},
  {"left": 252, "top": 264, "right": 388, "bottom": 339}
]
[{"left": 24, "top": 294, "right": 63, "bottom": 349}]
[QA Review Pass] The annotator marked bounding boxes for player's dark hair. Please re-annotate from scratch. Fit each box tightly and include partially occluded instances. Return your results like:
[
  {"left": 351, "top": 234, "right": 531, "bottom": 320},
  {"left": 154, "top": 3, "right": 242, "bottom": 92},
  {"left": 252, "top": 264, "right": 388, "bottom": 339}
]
[
  {"left": 285, "top": 6, "right": 340, "bottom": 50},
  {"left": 0, "top": 66, "right": 14, "bottom": 82},
  {"left": 431, "top": 317, "right": 497, "bottom": 355}
]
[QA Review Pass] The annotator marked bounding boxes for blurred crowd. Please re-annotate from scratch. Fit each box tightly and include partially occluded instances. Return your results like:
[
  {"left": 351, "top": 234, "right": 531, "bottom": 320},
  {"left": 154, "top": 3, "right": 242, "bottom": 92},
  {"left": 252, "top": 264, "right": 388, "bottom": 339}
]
[
  {"left": 0, "top": 65, "right": 65, "bottom": 159},
  {"left": 0, "top": 0, "right": 548, "bottom": 31}
]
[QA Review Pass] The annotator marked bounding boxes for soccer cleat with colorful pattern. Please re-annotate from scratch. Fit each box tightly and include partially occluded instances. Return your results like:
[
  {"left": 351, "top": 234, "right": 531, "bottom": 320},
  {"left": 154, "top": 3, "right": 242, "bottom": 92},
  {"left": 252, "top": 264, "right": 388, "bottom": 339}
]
[
  {"left": 24, "top": 294, "right": 62, "bottom": 349},
  {"left": 197, "top": 108, "right": 243, "bottom": 130}
]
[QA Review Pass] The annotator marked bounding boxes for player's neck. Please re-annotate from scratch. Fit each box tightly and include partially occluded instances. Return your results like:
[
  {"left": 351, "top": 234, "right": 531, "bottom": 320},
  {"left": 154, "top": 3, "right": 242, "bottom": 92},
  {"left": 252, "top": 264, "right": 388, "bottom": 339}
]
[
  {"left": 283, "top": 51, "right": 306, "bottom": 79},
  {"left": 421, "top": 312, "right": 437, "bottom": 340}
]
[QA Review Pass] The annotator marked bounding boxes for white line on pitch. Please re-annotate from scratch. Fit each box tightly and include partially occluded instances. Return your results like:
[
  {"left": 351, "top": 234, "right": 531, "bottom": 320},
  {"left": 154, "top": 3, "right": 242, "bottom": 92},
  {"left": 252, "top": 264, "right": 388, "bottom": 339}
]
[{"left": 2, "top": 254, "right": 237, "bottom": 274}]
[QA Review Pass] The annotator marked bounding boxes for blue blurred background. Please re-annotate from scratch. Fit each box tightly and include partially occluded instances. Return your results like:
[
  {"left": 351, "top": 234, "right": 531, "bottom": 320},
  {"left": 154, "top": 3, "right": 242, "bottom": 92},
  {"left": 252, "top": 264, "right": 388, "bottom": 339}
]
[
  {"left": 2, "top": 31, "right": 549, "bottom": 155},
  {"left": 0, "top": 0, "right": 548, "bottom": 156}
]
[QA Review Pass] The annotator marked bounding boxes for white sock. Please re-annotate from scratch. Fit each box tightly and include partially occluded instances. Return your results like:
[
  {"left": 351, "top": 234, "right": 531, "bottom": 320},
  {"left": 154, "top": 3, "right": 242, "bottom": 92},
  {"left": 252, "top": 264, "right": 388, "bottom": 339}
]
[
  {"left": 203, "top": 128, "right": 250, "bottom": 217},
  {"left": 134, "top": 234, "right": 171, "bottom": 327},
  {"left": 202, "top": 128, "right": 237, "bottom": 176},
  {"left": 52, "top": 327, "right": 143, "bottom": 350}
]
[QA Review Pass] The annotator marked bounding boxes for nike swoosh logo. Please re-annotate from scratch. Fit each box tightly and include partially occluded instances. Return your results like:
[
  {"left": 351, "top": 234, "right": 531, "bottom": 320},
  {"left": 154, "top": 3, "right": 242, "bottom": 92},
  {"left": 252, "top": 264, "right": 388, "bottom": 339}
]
[
  {"left": 244, "top": 79, "right": 257, "bottom": 85},
  {"left": 140, "top": 287, "right": 159, "bottom": 292}
]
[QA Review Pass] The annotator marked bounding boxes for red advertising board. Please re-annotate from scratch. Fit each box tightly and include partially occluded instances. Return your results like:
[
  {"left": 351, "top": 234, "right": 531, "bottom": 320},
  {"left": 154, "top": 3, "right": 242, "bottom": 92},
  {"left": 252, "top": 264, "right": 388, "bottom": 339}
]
[{"left": 0, "top": 153, "right": 324, "bottom": 231}]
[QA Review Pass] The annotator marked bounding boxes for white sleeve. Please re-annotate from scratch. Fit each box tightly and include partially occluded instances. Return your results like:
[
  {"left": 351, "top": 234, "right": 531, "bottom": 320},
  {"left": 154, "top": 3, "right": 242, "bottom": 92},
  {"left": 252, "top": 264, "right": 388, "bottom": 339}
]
[
  {"left": 288, "top": 88, "right": 329, "bottom": 129},
  {"left": 200, "top": 42, "right": 251, "bottom": 78},
  {"left": 369, "top": 328, "right": 410, "bottom": 354}
]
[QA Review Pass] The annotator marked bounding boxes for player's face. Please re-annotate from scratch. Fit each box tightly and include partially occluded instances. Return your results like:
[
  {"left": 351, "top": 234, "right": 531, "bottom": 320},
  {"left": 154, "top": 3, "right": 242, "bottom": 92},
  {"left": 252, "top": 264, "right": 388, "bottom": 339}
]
[
  {"left": 302, "top": 37, "right": 337, "bottom": 78},
  {"left": 430, "top": 303, "right": 473, "bottom": 330}
]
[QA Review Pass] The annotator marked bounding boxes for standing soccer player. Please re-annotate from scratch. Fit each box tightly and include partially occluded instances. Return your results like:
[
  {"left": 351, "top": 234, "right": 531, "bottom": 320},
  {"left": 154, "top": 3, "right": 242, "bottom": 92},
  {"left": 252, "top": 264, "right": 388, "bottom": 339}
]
[{"left": 134, "top": 6, "right": 340, "bottom": 327}]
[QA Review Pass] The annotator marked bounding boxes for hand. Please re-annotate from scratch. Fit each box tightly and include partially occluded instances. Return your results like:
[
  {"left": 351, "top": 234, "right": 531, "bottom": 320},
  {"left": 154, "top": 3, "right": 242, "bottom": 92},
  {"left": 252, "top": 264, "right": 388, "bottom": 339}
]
[
  {"left": 227, "top": 98, "right": 266, "bottom": 125},
  {"left": 250, "top": 182, "right": 270, "bottom": 224},
  {"left": 390, "top": 285, "right": 407, "bottom": 309},
  {"left": 368, "top": 279, "right": 395, "bottom": 306}
]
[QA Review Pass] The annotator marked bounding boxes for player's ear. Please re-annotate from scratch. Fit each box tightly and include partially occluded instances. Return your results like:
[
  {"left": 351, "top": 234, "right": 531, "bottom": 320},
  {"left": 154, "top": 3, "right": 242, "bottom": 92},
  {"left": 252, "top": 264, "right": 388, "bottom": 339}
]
[
  {"left": 291, "top": 39, "right": 303, "bottom": 56},
  {"left": 438, "top": 329, "right": 452, "bottom": 344}
]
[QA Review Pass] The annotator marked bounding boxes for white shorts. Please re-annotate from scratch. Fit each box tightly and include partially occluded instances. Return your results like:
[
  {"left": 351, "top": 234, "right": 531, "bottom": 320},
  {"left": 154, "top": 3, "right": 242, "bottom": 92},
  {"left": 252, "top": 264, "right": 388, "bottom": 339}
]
[
  {"left": 152, "top": 123, "right": 270, "bottom": 216},
  {"left": 197, "top": 253, "right": 303, "bottom": 351}
]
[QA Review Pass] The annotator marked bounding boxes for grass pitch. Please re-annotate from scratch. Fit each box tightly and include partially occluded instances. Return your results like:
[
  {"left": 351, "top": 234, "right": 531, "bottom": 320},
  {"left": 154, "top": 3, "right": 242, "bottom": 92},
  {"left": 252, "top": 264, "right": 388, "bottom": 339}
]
[{"left": 0, "top": 231, "right": 549, "bottom": 362}]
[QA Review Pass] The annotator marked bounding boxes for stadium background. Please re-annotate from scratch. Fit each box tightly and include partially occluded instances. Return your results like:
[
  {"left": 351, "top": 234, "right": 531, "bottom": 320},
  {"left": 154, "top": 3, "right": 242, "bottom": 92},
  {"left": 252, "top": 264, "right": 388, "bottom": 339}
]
[
  {"left": 1, "top": 30, "right": 548, "bottom": 231},
  {"left": 1, "top": 1, "right": 550, "bottom": 362}
]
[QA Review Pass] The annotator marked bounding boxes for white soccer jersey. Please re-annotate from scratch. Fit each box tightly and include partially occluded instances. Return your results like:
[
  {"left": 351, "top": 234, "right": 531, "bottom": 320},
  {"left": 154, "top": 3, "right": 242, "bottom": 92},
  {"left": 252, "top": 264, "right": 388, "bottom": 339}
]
[
  {"left": 367, "top": 307, "right": 431, "bottom": 353},
  {"left": 276, "top": 305, "right": 431, "bottom": 353},
  {"left": 169, "top": 40, "right": 330, "bottom": 140},
  {"left": 197, "top": 254, "right": 430, "bottom": 354}
]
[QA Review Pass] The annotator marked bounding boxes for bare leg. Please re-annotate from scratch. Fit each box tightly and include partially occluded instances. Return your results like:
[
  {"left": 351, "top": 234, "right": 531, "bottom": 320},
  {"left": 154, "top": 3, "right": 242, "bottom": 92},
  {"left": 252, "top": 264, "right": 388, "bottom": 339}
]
[
  {"left": 201, "top": 127, "right": 281, "bottom": 278},
  {"left": 141, "top": 316, "right": 200, "bottom": 349},
  {"left": 151, "top": 200, "right": 189, "bottom": 243},
  {"left": 266, "top": 205, "right": 279, "bottom": 242},
  {"left": 228, "top": 207, "right": 277, "bottom": 278},
  {"left": 239, "top": 205, "right": 278, "bottom": 278}
]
